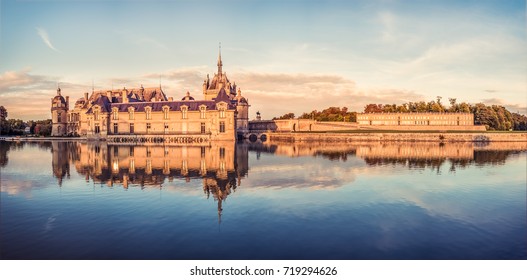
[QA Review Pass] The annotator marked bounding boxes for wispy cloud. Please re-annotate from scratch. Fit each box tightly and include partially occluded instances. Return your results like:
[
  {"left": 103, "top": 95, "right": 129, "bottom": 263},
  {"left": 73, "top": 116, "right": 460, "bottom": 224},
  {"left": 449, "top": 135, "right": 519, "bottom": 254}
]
[
  {"left": 36, "top": 27, "right": 59, "bottom": 52},
  {"left": 481, "top": 98, "right": 527, "bottom": 115}
]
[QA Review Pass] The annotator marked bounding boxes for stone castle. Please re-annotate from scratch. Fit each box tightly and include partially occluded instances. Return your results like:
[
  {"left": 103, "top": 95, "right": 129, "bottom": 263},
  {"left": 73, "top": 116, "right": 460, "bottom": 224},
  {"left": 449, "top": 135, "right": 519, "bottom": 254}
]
[
  {"left": 51, "top": 50, "right": 484, "bottom": 140},
  {"left": 51, "top": 49, "right": 249, "bottom": 141}
]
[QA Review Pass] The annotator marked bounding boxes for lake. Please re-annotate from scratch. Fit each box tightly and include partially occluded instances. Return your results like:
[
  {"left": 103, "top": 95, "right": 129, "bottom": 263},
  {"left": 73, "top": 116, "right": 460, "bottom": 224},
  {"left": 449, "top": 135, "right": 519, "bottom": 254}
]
[{"left": 1, "top": 140, "right": 526, "bottom": 260}]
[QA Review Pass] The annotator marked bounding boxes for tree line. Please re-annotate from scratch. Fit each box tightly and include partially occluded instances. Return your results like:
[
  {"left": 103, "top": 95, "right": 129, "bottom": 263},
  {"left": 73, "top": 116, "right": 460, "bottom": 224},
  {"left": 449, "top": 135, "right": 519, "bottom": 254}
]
[
  {"left": 362, "top": 97, "right": 527, "bottom": 131},
  {"left": 0, "top": 106, "right": 53, "bottom": 136},
  {"left": 273, "top": 97, "right": 527, "bottom": 131},
  {"left": 274, "top": 107, "right": 357, "bottom": 122}
]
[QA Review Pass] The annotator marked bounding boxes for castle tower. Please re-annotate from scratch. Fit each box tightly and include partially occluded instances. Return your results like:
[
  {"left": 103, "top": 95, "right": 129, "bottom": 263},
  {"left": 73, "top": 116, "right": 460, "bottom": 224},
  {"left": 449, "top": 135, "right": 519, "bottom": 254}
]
[
  {"left": 51, "top": 85, "right": 69, "bottom": 136},
  {"left": 235, "top": 88, "right": 250, "bottom": 134},
  {"left": 203, "top": 45, "right": 234, "bottom": 101}
]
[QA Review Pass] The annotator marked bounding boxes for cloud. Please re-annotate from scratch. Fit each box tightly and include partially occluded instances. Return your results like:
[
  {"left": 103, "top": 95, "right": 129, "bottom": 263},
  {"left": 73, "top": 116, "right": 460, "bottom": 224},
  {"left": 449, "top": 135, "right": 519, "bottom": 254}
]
[
  {"left": 230, "top": 71, "right": 423, "bottom": 118},
  {"left": 0, "top": 69, "right": 90, "bottom": 120},
  {"left": 36, "top": 27, "right": 59, "bottom": 52},
  {"left": 481, "top": 98, "right": 527, "bottom": 114}
]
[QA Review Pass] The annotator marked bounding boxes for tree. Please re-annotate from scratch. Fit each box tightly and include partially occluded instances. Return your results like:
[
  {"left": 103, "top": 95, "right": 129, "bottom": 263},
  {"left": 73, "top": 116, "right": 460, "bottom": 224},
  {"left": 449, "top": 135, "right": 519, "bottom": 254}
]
[
  {"left": 273, "top": 112, "right": 295, "bottom": 120},
  {"left": 0, "top": 106, "right": 7, "bottom": 135},
  {"left": 34, "top": 119, "right": 52, "bottom": 136},
  {"left": 512, "top": 113, "right": 527, "bottom": 130},
  {"left": 364, "top": 104, "right": 384, "bottom": 113}
]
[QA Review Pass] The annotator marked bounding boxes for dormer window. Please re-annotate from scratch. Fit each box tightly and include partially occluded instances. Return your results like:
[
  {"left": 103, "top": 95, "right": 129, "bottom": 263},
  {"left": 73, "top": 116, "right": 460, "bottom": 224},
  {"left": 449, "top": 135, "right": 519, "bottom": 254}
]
[
  {"left": 93, "top": 107, "right": 100, "bottom": 121},
  {"left": 217, "top": 102, "right": 227, "bottom": 119},
  {"left": 199, "top": 105, "right": 207, "bottom": 119},
  {"left": 145, "top": 106, "right": 152, "bottom": 120},
  {"left": 163, "top": 106, "right": 170, "bottom": 120},
  {"left": 112, "top": 108, "right": 119, "bottom": 120},
  {"left": 128, "top": 107, "right": 135, "bottom": 120},
  {"left": 181, "top": 105, "right": 188, "bottom": 119}
]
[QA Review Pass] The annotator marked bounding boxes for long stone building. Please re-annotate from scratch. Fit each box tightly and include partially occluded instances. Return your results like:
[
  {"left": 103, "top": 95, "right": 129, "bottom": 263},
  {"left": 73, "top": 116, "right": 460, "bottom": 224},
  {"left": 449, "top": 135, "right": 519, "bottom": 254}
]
[
  {"left": 356, "top": 112, "right": 484, "bottom": 131},
  {"left": 51, "top": 50, "right": 250, "bottom": 141}
]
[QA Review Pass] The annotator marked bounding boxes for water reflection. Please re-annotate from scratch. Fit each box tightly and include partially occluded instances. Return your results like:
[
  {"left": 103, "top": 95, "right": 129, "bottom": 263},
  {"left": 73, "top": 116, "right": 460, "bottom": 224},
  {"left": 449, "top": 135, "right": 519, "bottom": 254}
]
[
  {"left": 2, "top": 140, "right": 525, "bottom": 188},
  {"left": 1, "top": 140, "right": 526, "bottom": 260},
  {"left": 45, "top": 141, "right": 249, "bottom": 222},
  {"left": 247, "top": 141, "right": 527, "bottom": 172}
]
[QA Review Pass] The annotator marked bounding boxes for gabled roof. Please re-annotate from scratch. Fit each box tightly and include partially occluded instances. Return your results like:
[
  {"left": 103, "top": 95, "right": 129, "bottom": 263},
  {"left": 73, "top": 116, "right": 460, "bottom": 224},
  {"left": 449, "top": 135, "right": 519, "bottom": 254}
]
[
  {"left": 214, "top": 88, "right": 231, "bottom": 103},
  {"left": 86, "top": 96, "right": 112, "bottom": 113}
]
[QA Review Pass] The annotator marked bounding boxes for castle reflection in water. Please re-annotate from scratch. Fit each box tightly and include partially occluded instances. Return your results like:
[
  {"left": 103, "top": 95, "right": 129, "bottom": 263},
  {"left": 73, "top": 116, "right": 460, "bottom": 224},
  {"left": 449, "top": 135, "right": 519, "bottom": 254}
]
[{"left": 15, "top": 140, "right": 523, "bottom": 220}]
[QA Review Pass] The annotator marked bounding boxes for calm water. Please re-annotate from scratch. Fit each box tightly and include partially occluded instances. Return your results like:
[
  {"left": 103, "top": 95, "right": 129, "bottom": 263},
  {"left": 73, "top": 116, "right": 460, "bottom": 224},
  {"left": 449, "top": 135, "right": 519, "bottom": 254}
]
[{"left": 1, "top": 140, "right": 526, "bottom": 260}]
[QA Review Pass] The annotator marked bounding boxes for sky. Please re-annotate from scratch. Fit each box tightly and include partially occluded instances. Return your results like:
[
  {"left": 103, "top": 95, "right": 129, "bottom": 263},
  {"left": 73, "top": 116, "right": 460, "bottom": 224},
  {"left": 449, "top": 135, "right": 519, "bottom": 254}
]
[{"left": 0, "top": 0, "right": 525, "bottom": 121}]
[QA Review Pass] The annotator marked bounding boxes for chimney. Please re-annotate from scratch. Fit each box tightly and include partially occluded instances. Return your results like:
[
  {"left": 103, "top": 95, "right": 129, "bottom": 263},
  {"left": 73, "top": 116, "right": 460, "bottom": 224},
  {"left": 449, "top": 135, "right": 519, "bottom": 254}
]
[
  {"left": 84, "top": 92, "right": 88, "bottom": 102},
  {"left": 122, "top": 88, "right": 129, "bottom": 103}
]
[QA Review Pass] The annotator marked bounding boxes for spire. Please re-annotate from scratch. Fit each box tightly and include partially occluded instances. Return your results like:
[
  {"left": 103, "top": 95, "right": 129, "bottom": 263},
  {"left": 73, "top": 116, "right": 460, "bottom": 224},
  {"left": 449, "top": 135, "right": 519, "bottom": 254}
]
[{"left": 217, "top": 42, "right": 223, "bottom": 75}]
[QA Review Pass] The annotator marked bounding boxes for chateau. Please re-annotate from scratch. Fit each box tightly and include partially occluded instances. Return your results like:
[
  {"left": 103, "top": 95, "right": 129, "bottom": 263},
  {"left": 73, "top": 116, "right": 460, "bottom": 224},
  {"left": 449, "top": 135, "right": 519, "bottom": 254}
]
[
  {"left": 51, "top": 50, "right": 249, "bottom": 141},
  {"left": 51, "top": 50, "right": 484, "bottom": 139}
]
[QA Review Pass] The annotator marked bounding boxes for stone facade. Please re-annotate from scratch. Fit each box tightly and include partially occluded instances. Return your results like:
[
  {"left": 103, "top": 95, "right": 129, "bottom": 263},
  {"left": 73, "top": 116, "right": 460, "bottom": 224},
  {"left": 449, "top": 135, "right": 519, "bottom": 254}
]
[
  {"left": 52, "top": 51, "right": 250, "bottom": 141},
  {"left": 50, "top": 87, "right": 69, "bottom": 136},
  {"left": 357, "top": 112, "right": 477, "bottom": 126}
]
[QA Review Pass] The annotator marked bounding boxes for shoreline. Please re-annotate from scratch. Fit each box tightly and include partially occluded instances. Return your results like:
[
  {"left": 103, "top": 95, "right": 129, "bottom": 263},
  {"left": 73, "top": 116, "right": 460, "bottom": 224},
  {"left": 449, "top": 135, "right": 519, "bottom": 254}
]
[
  {"left": 268, "top": 131, "right": 527, "bottom": 142},
  {"left": 1, "top": 131, "right": 526, "bottom": 143}
]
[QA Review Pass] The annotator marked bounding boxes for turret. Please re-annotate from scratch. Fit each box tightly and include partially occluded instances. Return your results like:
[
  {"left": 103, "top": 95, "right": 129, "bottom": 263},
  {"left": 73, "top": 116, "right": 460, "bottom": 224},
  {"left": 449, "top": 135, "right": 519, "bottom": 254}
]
[
  {"left": 51, "top": 85, "right": 68, "bottom": 136},
  {"left": 122, "top": 87, "right": 128, "bottom": 103}
]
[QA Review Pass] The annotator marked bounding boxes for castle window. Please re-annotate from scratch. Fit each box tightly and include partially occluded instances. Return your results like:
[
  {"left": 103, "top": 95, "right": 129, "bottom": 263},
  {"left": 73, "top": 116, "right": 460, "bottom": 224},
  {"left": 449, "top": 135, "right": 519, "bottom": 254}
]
[
  {"left": 219, "top": 121, "right": 225, "bottom": 133},
  {"left": 146, "top": 107, "right": 152, "bottom": 120},
  {"left": 219, "top": 109, "right": 225, "bottom": 118},
  {"left": 94, "top": 110, "right": 100, "bottom": 121},
  {"left": 112, "top": 108, "right": 119, "bottom": 120},
  {"left": 57, "top": 112, "right": 62, "bottom": 122},
  {"left": 200, "top": 106, "right": 207, "bottom": 119},
  {"left": 95, "top": 125, "right": 100, "bottom": 134},
  {"left": 219, "top": 147, "right": 225, "bottom": 159},
  {"left": 129, "top": 123, "right": 134, "bottom": 134},
  {"left": 163, "top": 107, "right": 169, "bottom": 120},
  {"left": 181, "top": 106, "right": 188, "bottom": 119},
  {"left": 146, "top": 123, "right": 151, "bottom": 132},
  {"left": 201, "top": 122, "right": 206, "bottom": 134},
  {"left": 128, "top": 107, "right": 135, "bottom": 120},
  {"left": 113, "top": 123, "right": 118, "bottom": 134}
]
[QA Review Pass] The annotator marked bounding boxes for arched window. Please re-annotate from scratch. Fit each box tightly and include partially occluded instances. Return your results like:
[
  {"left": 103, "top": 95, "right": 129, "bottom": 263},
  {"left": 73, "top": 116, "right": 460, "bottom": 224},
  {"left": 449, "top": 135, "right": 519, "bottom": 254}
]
[
  {"left": 145, "top": 107, "right": 152, "bottom": 120},
  {"left": 112, "top": 108, "right": 119, "bottom": 120},
  {"left": 128, "top": 107, "right": 135, "bottom": 120},
  {"left": 199, "top": 105, "right": 207, "bottom": 119},
  {"left": 163, "top": 106, "right": 169, "bottom": 120}
]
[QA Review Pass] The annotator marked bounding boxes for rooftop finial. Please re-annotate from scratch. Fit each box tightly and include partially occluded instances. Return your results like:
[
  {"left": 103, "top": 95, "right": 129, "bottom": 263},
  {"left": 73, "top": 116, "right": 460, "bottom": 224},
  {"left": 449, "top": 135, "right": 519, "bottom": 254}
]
[
  {"left": 217, "top": 42, "right": 223, "bottom": 75},
  {"left": 57, "top": 82, "right": 61, "bottom": 96}
]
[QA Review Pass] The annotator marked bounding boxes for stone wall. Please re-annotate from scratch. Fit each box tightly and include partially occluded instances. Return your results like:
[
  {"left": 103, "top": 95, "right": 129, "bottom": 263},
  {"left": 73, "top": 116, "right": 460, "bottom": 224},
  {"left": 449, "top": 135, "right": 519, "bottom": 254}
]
[
  {"left": 268, "top": 132, "right": 527, "bottom": 142},
  {"left": 249, "top": 119, "right": 485, "bottom": 133}
]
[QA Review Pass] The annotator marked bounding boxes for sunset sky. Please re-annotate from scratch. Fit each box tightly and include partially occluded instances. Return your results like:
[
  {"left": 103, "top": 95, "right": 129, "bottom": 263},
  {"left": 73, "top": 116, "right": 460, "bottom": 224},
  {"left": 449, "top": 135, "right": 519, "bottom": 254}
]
[{"left": 0, "top": 0, "right": 525, "bottom": 121}]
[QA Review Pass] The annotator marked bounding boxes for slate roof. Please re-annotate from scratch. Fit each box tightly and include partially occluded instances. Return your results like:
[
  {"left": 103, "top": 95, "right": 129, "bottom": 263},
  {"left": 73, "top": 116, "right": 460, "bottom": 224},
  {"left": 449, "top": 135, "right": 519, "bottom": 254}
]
[
  {"left": 86, "top": 96, "right": 112, "bottom": 113},
  {"left": 109, "top": 99, "right": 236, "bottom": 112}
]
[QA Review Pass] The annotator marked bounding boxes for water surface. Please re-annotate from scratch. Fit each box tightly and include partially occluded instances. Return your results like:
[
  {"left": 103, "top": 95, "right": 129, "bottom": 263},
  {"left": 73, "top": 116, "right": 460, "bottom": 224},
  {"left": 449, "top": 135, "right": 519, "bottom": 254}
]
[{"left": 1, "top": 140, "right": 526, "bottom": 259}]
